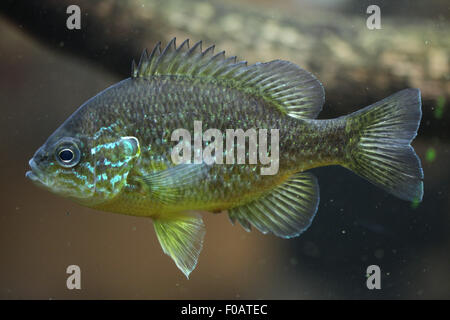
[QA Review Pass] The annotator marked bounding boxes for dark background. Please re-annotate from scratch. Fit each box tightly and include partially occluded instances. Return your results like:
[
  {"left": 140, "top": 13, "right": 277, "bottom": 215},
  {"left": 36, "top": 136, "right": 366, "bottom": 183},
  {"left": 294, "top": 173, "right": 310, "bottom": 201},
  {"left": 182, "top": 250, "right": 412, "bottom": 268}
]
[{"left": 0, "top": 0, "right": 448, "bottom": 299}]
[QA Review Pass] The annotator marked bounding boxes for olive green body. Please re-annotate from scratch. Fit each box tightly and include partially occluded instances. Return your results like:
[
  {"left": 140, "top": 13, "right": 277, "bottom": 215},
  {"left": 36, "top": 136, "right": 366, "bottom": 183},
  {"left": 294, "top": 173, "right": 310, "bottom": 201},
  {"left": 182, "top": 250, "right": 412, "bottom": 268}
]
[{"left": 69, "top": 76, "right": 348, "bottom": 217}]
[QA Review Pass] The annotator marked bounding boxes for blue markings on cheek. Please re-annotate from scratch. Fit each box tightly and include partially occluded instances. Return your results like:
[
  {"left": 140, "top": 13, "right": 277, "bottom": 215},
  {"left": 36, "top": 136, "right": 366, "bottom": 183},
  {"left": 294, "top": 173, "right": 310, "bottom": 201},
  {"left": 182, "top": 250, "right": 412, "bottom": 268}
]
[
  {"left": 111, "top": 160, "right": 127, "bottom": 168},
  {"left": 95, "top": 173, "right": 108, "bottom": 182},
  {"left": 82, "top": 162, "right": 95, "bottom": 174},
  {"left": 74, "top": 173, "right": 95, "bottom": 189},
  {"left": 70, "top": 168, "right": 95, "bottom": 189},
  {"left": 95, "top": 158, "right": 128, "bottom": 170},
  {"left": 102, "top": 159, "right": 126, "bottom": 168},
  {"left": 110, "top": 174, "right": 127, "bottom": 188},
  {"left": 54, "top": 170, "right": 94, "bottom": 195},
  {"left": 91, "top": 141, "right": 121, "bottom": 155},
  {"left": 94, "top": 173, "right": 125, "bottom": 189}
]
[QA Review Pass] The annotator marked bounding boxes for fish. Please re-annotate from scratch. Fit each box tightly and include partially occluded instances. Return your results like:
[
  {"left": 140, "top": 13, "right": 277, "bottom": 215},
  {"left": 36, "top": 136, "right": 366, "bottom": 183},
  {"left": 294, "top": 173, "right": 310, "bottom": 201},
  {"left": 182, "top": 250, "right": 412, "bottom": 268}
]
[{"left": 26, "top": 38, "right": 424, "bottom": 278}]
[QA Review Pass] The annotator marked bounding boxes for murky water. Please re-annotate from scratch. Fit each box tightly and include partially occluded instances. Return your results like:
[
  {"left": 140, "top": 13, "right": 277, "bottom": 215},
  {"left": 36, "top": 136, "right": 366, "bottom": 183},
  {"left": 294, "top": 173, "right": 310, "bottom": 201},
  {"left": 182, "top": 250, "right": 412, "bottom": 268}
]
[{"left": 0, "top": 0, "right": 448, "bottom": 299}]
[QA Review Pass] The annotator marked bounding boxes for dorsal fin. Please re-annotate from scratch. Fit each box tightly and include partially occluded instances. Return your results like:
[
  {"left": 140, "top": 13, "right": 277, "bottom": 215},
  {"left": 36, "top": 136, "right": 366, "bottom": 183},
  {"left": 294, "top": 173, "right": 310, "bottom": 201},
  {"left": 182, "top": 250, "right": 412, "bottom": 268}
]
[{"left": 132, "top": 38, "right": 325, "bottom": 119}]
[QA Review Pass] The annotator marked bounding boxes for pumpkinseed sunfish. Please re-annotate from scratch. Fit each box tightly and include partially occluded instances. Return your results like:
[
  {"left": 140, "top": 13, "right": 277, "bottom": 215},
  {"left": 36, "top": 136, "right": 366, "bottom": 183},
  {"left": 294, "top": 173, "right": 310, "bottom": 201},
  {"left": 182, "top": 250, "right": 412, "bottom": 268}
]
[{"left": 26, "top": 39, "right": 424, "bottom": 277}]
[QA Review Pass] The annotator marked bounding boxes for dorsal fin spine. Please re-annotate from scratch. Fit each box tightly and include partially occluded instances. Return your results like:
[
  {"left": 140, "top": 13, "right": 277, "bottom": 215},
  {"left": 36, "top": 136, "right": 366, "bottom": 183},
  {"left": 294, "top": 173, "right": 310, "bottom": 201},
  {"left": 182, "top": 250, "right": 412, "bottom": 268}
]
[
  {"left": 187, "top": 41, "right": 203, "bottom": 57},
  {"left": 191, "top": 45, "right": 215, "bottom": 76},
  {"left": 131, "top": 59, "right": 137, "bottom": 78},
  {"left": 210, "top": 56, "right": 237, "bottom": 77},
  {"left": 167, "top": 39, "right": 190, "bottom": 74},
  {"left": 197, "top": 51, "right": 225, "bottom": 75},
  {"left": 178, "top": 41, "right": 203, "bottom": 75},
  {"left": 136, "top": 49, "right": 148, "bottom": 77},
  {"left": 155, "top": 38, "right": 176, "bottom": 75},
  {"left": 147, "top": 42, "right": 161, "bottom": 76}
]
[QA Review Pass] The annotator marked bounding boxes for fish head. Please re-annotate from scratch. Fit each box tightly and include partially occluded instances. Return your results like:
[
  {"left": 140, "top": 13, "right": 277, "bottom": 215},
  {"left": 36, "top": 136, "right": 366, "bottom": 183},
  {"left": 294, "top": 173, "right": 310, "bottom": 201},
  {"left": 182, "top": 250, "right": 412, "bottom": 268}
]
[
  {"left": 26, "top": 125, "right": 97, "bottom": 203},
  {"left": 26, "top": 117, "right": 141, "bottom": 206}
]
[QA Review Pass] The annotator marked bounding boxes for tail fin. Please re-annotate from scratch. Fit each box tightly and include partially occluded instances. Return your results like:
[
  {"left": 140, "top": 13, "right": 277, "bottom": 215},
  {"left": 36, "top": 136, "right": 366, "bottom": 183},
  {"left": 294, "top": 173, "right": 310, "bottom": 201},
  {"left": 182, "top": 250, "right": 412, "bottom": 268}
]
[{"left": 344, "top": 89, "right": 424, "bottom": 201}]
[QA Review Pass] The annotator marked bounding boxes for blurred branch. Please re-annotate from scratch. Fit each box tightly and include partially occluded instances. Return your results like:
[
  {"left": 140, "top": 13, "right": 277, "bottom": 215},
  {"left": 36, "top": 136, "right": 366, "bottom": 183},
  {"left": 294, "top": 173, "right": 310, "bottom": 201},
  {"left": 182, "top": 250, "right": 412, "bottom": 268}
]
[{"left": 1, "top": 0, "right": 449, "bottom": 134}]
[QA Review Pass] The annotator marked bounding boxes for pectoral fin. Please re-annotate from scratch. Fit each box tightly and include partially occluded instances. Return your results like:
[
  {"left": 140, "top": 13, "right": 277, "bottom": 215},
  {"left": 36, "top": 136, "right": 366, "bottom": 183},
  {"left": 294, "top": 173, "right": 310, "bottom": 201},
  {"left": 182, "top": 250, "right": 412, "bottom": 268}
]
[
  {"left": 153, "top": 212, "right": 206, "bottom": 278},
  {"left": 137, "top": 163, "right": 210, "bottom": 204}
]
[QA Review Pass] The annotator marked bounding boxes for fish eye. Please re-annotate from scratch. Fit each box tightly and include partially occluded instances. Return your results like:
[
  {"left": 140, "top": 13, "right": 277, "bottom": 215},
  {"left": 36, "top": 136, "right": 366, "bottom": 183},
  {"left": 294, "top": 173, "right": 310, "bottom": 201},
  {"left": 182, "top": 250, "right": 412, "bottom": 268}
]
[
  {"left": 55, "top": 139, "right": 81, "bottom": 168},
  {"left": 58, "top": 149, "right": 74, "bottom": 162}
]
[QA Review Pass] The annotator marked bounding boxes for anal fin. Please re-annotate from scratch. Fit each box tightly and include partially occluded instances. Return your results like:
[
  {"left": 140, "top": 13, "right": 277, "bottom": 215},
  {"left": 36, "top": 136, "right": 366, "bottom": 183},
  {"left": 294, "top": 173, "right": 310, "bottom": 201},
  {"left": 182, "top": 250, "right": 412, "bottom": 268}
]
[
  {"left": 153, "top": 212, "right": 205, "bottom": 278},
  {"left": 228, "top": 172, "right": 319, "bottom": 238}
]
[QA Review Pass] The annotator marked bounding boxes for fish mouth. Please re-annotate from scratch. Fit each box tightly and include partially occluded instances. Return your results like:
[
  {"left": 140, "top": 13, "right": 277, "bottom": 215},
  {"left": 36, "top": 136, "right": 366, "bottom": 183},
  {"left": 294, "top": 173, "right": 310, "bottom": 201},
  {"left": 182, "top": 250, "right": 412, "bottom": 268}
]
[
  {"left": 26, "top": 159, "right": 47, "bottom": 187},
  {"left": 25, "top": 170, "right": 40, "bottom": 182}
]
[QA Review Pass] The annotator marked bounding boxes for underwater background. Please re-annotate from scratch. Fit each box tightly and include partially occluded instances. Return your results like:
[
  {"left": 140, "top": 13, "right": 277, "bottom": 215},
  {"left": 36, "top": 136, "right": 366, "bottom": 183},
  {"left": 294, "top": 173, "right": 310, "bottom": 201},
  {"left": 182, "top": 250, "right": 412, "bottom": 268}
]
[{"left": 0, "top": 0, "right": 448, "bottom": 299}]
